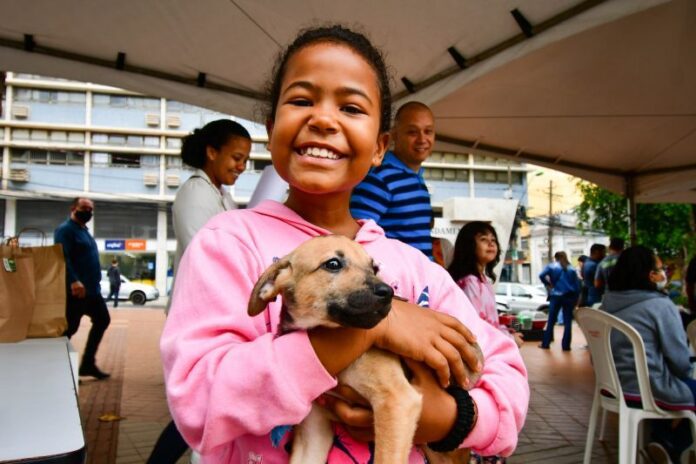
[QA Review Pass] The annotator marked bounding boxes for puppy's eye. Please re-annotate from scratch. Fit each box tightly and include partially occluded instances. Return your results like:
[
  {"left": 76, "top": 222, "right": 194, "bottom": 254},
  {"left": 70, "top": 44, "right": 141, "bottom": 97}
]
[
  {"left": 372, "top": 264, "right": 380, "bottom": 275},
  {"left": 322, "top": 258, "right": 343, "bottom": 272}
]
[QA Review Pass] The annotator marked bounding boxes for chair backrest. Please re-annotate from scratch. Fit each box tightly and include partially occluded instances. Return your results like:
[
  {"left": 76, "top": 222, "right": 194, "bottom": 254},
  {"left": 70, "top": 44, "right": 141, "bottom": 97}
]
[
  {"left": 687, "top": 319, "right": 696, "bottom": 353},
  {"left": 576, "top": 307, "right": 660, "bottom": 413}
]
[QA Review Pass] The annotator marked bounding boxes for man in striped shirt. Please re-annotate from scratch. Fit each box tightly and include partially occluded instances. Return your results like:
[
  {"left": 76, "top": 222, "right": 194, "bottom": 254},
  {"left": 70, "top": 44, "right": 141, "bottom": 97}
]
[{"left": 351, "top": 101, "right": 435, "bottom": 259}]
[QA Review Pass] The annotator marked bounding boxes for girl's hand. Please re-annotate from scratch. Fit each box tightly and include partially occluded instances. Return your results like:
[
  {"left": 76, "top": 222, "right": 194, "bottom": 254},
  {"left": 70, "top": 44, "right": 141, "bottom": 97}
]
[
  {"left": 404, "top": 359, "right": 459, "bottom": 444},
  {"left": 319, "top": 385, "right": 374, "bottom": 442},
  {"left": 371, "top": 299, "right": 480, "bottom": 387},
  {"left": 512, "top": 331, "right": 524, "bottom": 348}
]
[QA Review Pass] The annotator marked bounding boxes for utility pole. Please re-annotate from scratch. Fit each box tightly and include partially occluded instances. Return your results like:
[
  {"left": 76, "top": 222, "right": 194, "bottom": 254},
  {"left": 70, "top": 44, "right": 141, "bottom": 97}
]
[{"left": 547, "top": 180, "right": 554, "bottom": 263}]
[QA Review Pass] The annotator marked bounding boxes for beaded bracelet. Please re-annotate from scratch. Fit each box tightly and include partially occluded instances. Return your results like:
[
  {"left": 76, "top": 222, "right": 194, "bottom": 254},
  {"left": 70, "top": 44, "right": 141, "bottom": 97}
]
[{"left": 427, "top": 386, "right": 477, "bottom": 452}]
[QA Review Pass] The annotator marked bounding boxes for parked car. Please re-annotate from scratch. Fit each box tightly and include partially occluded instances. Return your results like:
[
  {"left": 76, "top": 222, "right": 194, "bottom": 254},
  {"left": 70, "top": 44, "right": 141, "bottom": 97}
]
[
  {"left": 495, "top": 282, "right": 549, "bottom": 314},
  {"left": 100, "top": 271, "right": 159, "bottom": 305}
]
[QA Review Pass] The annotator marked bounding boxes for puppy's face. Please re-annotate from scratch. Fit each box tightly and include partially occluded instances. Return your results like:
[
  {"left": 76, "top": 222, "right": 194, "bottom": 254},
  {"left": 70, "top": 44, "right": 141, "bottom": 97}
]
[{"left": 248, "top": 236, "right": 393, "bottom": 332}]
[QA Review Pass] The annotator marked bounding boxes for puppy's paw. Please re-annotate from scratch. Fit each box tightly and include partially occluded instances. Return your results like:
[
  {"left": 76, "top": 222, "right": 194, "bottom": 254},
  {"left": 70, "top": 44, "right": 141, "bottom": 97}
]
[{"left": 461, "top": 343, "right": 484, "bottom": 390}]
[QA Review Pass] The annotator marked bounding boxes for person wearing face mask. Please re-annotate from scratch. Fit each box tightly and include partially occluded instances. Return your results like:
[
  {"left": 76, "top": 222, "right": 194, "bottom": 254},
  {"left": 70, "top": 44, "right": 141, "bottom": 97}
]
[
  {"left": 601, "top": 245, "right": 696, "bottom": 463},
  {"left": 54, "top": 197, "right": 111, "bottom": 379},
  {"left": 148, "top": 119, "right": 251, "bottom": 464}
]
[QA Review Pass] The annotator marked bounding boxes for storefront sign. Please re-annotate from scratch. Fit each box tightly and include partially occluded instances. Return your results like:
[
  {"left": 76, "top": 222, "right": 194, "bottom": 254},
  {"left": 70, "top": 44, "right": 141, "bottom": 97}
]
[
  {"left": 105, "top": 240, "right": 125, "bottom": 251},
  {"left": 125, "top": 239, "right": 146, "bottom": 251}
]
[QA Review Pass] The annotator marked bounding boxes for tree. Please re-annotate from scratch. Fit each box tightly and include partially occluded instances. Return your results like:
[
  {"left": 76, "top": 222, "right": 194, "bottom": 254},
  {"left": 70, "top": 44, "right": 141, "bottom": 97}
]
[{"left": 576, "top": 181, "right": 696, "bottom": 259}]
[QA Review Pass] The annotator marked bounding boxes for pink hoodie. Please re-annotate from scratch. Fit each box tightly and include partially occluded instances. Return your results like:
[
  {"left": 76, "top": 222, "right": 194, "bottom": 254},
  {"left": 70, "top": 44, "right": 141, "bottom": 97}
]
[{"left": 161, "top": 201, "right": 528, "bottom": 463}]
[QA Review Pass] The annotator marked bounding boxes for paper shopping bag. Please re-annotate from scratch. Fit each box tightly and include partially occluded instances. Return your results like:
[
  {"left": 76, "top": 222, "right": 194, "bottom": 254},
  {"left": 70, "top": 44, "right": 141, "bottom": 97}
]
[
  {"left": 26, "top": 244, "right": 67, "bottom": 338},
  {"left": 0, "top": 246, "right": 35, "bottom": 342}
]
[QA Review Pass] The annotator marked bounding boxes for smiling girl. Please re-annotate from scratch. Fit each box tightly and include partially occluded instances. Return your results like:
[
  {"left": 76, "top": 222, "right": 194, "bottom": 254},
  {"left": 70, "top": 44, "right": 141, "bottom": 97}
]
[{"left": 161, "top": 26, "right": 528, "bottom": 464}]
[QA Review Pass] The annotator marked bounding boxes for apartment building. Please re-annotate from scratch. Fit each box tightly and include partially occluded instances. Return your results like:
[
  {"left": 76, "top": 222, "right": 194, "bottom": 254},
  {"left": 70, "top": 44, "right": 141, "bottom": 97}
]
[{"left": 0, "top": 72, "right": 528, "bottom": 294}]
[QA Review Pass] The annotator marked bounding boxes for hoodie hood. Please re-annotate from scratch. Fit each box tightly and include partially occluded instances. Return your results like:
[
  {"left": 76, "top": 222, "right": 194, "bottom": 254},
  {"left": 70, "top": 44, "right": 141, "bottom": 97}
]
[
  {"left": 250, "top": 200, "right": 386, "bottom": 245},
  {"left": 601, "top": 289, "right": 667, "bottom": 314}
]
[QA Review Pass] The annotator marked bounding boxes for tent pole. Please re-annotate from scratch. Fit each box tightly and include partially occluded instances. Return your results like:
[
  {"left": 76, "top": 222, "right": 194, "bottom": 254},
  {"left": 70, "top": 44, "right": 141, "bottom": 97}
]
[{"left": 625, "top": 175, "right": 637, "bottom": 245}]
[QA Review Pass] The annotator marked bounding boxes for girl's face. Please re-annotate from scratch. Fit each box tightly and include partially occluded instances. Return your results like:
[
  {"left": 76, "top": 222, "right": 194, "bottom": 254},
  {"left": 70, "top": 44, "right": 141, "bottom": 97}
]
[
  {"left": 474, "top": 231, "right": 498, "bottom": 265},
  {"left": 205, "top": 136, "right": 251, "bottom": 187},
  {"left": 267, "top": 42, "right": 388, "bottom": 195}
]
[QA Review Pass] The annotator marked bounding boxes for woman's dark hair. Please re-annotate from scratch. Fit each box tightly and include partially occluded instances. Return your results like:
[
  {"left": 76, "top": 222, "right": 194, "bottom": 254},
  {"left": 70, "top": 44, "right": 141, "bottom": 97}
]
[
  {"left": 447, "top": 221, "right": 501, "bottom": 283},
  {"left": 180, "top": 119, "right": 251, "bottom": 169},
  {"left": 264, "top": 25, "right": 392, "bottom": 133},
  {"left": 608, "top": 245, "right": 659, "bottom": 292}
]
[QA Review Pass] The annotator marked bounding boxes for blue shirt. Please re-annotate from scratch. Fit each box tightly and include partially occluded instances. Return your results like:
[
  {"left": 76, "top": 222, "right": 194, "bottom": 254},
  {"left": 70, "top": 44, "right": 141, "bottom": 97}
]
[
  {"left": 54, "top": 218, "right": 102, "bottom": 296},
  {"left": 539, "top": 262, "right": 580, "bottom": 297},
  {"left": 350, "top": 152, "right": 433, "bottom": 259},
  {"left": 595, "top": 253, "right": 619, "bottom": 292},
  {"left": 582, "top": 258, "right": 601, "bottom": 305}
]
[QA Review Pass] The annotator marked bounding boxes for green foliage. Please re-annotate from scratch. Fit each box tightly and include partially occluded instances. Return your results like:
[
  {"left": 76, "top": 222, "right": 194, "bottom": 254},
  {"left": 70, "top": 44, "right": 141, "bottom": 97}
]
[{"left": 576, "top": 181, "right": 695, "bottom": 258}]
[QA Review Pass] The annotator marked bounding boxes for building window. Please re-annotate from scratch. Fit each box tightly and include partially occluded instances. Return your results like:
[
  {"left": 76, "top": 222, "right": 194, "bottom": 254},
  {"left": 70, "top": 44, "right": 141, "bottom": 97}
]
[
  {"left": 13, "top": 88, "right": 85, "bottom": 104},
  {"left": 110, "top": 153, "right": 141, "bottom": 168},
  {"left": 166, "top": 156, "right": 183, "bottom": 168},
  {"left": 252, "top": 142, "right": 269, "bottom": 155},
  {"left": 144, "top": 136, "right": 160, "bottom": 148},
  {"left": 110, "top": 95, "right": 127, "bottom": 107},
  {"left": 94, "top": 201, "right": 158, "bottom": 239},
  {"left": 108, "top": 134, "right": 127, "bottom": 145},
  {"left": 473, "top": 155, "right": 521, "bottom": 167},
  {"left": 92, "top": 133, "right": 108, "bottom": 144},
  {"left": 126, "top": 135, "right": 144, "bottom": 147},
  {"left": 10, "top": 148, "right": 84, "bottom": 165},
  {"left": 252, "top": 159, "right": 272, "bottom": 171},
  {"left": 141, "top": 155, "right": 159, "bottom": 167},
  {"left": 473, "top": 170, "right": 523, "bottom": 185},
  {"left": 11, "top": 129, "right": 30, "bottom": 140},
  {"left": 166, "top": 137, "right": 181, "bottom": 149}
]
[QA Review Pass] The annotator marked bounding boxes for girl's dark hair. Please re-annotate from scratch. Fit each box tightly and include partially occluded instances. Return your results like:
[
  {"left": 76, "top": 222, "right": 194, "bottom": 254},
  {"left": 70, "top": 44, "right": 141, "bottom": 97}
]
[
  {"left": 264, "top": 25, "right": 392, "bottom": 133},
  {"left": 608, "top": 245, "right": 659, "bottom": 292},
  {"left": 181, "top": 119, "right": 251, "bottom": 169},
  {"left": 447, "top": 221, "right": 501, "bottom": 283}
]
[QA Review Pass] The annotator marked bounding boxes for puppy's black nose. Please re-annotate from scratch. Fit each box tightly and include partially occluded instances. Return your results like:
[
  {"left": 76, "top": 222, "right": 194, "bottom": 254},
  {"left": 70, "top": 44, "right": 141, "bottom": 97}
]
[{"left": 373, "top": 282, "right": 394, "bottom": 301}]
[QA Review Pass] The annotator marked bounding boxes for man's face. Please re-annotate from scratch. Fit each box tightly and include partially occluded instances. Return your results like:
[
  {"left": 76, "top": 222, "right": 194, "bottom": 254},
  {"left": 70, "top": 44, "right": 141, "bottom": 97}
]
[
  {"left": 71, "top": 198, "right": 94, "bottom": 224},
  {"left": 391, "top": 107, "right": 435, "bottom": 172},
  {"left": 73, "top": 198, "right": 94, "bottom": 214}
]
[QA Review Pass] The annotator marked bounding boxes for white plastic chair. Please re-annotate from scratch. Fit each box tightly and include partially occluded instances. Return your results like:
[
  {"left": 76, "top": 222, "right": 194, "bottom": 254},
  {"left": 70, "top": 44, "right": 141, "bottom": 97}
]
[{"left": 576, "top": 307, "right": 696, "bottom": 464}]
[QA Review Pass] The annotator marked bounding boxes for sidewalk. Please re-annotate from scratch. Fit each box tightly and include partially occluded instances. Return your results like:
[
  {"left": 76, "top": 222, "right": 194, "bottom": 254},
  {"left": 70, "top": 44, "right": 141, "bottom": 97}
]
[{"left": 70, "top": 308, "right": 618, "bottom": 463}]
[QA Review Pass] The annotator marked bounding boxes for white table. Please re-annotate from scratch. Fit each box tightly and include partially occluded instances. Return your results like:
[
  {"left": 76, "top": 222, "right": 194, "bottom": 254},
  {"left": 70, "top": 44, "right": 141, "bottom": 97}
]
[{"left": 0, "top": 337, "right": 85, "bottom": 463}]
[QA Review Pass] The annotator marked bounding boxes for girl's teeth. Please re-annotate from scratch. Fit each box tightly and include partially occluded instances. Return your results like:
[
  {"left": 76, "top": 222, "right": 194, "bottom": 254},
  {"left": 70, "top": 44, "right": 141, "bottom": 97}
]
[{"left": 301, "top": 147, "right": 340, "bottom": 160}]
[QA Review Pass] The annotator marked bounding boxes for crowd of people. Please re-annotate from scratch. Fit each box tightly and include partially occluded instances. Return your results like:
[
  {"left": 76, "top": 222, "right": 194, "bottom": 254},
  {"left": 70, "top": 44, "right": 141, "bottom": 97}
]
[{"left": 43, "top": 22, "right": 696, "bottom": 464}]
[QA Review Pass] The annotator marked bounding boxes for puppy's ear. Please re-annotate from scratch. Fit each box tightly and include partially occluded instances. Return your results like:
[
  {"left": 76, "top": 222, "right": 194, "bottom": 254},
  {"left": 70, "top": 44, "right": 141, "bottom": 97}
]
[{"left": 248, "top": 258, "right": 292, "bottom": 316}]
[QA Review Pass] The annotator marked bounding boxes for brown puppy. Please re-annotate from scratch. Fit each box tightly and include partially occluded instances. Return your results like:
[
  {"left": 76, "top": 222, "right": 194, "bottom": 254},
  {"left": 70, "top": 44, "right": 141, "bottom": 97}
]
[{"left": 248, "top": 235, "right": 479, "bottom": 464}]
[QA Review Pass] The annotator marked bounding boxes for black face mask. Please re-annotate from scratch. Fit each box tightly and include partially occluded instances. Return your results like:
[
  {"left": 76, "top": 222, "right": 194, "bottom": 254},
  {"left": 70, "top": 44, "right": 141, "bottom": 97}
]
[{"left": 75, "top": 210, "right": 93, "bottom": 224}]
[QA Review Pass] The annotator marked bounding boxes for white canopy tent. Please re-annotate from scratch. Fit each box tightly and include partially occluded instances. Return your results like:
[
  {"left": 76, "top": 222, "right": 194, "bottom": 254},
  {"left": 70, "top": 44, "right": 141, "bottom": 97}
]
[{"left": 1, "top": 0, "right": 694, "bottom": 214}]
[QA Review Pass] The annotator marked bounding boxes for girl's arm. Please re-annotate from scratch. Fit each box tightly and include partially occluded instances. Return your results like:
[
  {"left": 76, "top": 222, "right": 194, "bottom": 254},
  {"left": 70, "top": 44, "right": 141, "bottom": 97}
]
[
  {"left": 427, "top": 264, "right": 528, "bottom": 457},
  {"left": 321, "top": 263, "right": 528, "bottom": 456}
]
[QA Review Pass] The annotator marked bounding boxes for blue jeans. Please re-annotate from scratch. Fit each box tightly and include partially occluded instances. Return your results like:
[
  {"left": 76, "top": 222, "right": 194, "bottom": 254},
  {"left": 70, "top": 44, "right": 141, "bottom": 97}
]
[{"left": 541, "top": 294, "right": 576, "bottom": 350}]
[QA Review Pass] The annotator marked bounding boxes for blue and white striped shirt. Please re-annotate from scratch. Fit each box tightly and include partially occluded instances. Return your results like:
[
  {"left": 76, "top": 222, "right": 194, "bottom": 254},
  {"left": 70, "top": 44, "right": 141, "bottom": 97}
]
[{"left": 350, "top": 151, "right": 433, "bottom": 259}]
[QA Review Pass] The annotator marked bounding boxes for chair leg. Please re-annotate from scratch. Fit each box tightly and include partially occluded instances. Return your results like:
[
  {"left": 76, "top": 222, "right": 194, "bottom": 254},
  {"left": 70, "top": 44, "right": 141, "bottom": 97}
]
[
  {"left": 599, "top": 408, "right": 608, "bottom": 441},
  {"left": 584, "top": 393, "right": 601, "bottom": 464},
  {"left": 620, "top": 415, "right": 640, "bottom": 464}
]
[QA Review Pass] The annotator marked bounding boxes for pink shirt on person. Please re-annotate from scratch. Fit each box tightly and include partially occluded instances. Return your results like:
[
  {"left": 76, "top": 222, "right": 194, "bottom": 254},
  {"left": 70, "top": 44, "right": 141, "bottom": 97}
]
[
  {"left": 161, "top": 200, "right": 529, "bottom": 463},
  {"left": 457, "top": 274, "right": 512, "bottom": 338}
]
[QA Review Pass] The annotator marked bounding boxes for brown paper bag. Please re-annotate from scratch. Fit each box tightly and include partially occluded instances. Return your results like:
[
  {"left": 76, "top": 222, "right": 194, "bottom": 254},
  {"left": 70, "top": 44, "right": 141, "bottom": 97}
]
[
  {"left": 26, "top": 244, "right": 67, "bottom": 338},
  {"left": 0, "top": 246, "right": 35, "bottom": 342}
]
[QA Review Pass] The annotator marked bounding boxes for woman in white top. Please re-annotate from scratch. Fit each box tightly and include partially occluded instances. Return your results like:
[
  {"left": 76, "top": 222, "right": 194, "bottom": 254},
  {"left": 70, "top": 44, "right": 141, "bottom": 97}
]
[
  {"left": 149, "top": 119, "right": 251, "bottom": 464},
  {"left": 172, "top": 119, "right": 252, "bottom": 271}
]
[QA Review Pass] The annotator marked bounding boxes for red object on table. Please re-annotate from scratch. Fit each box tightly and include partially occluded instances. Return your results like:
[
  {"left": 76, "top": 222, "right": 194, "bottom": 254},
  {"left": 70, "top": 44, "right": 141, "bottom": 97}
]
[{"left": 499, "top": 314, "right": 516, "bottom": 327}]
